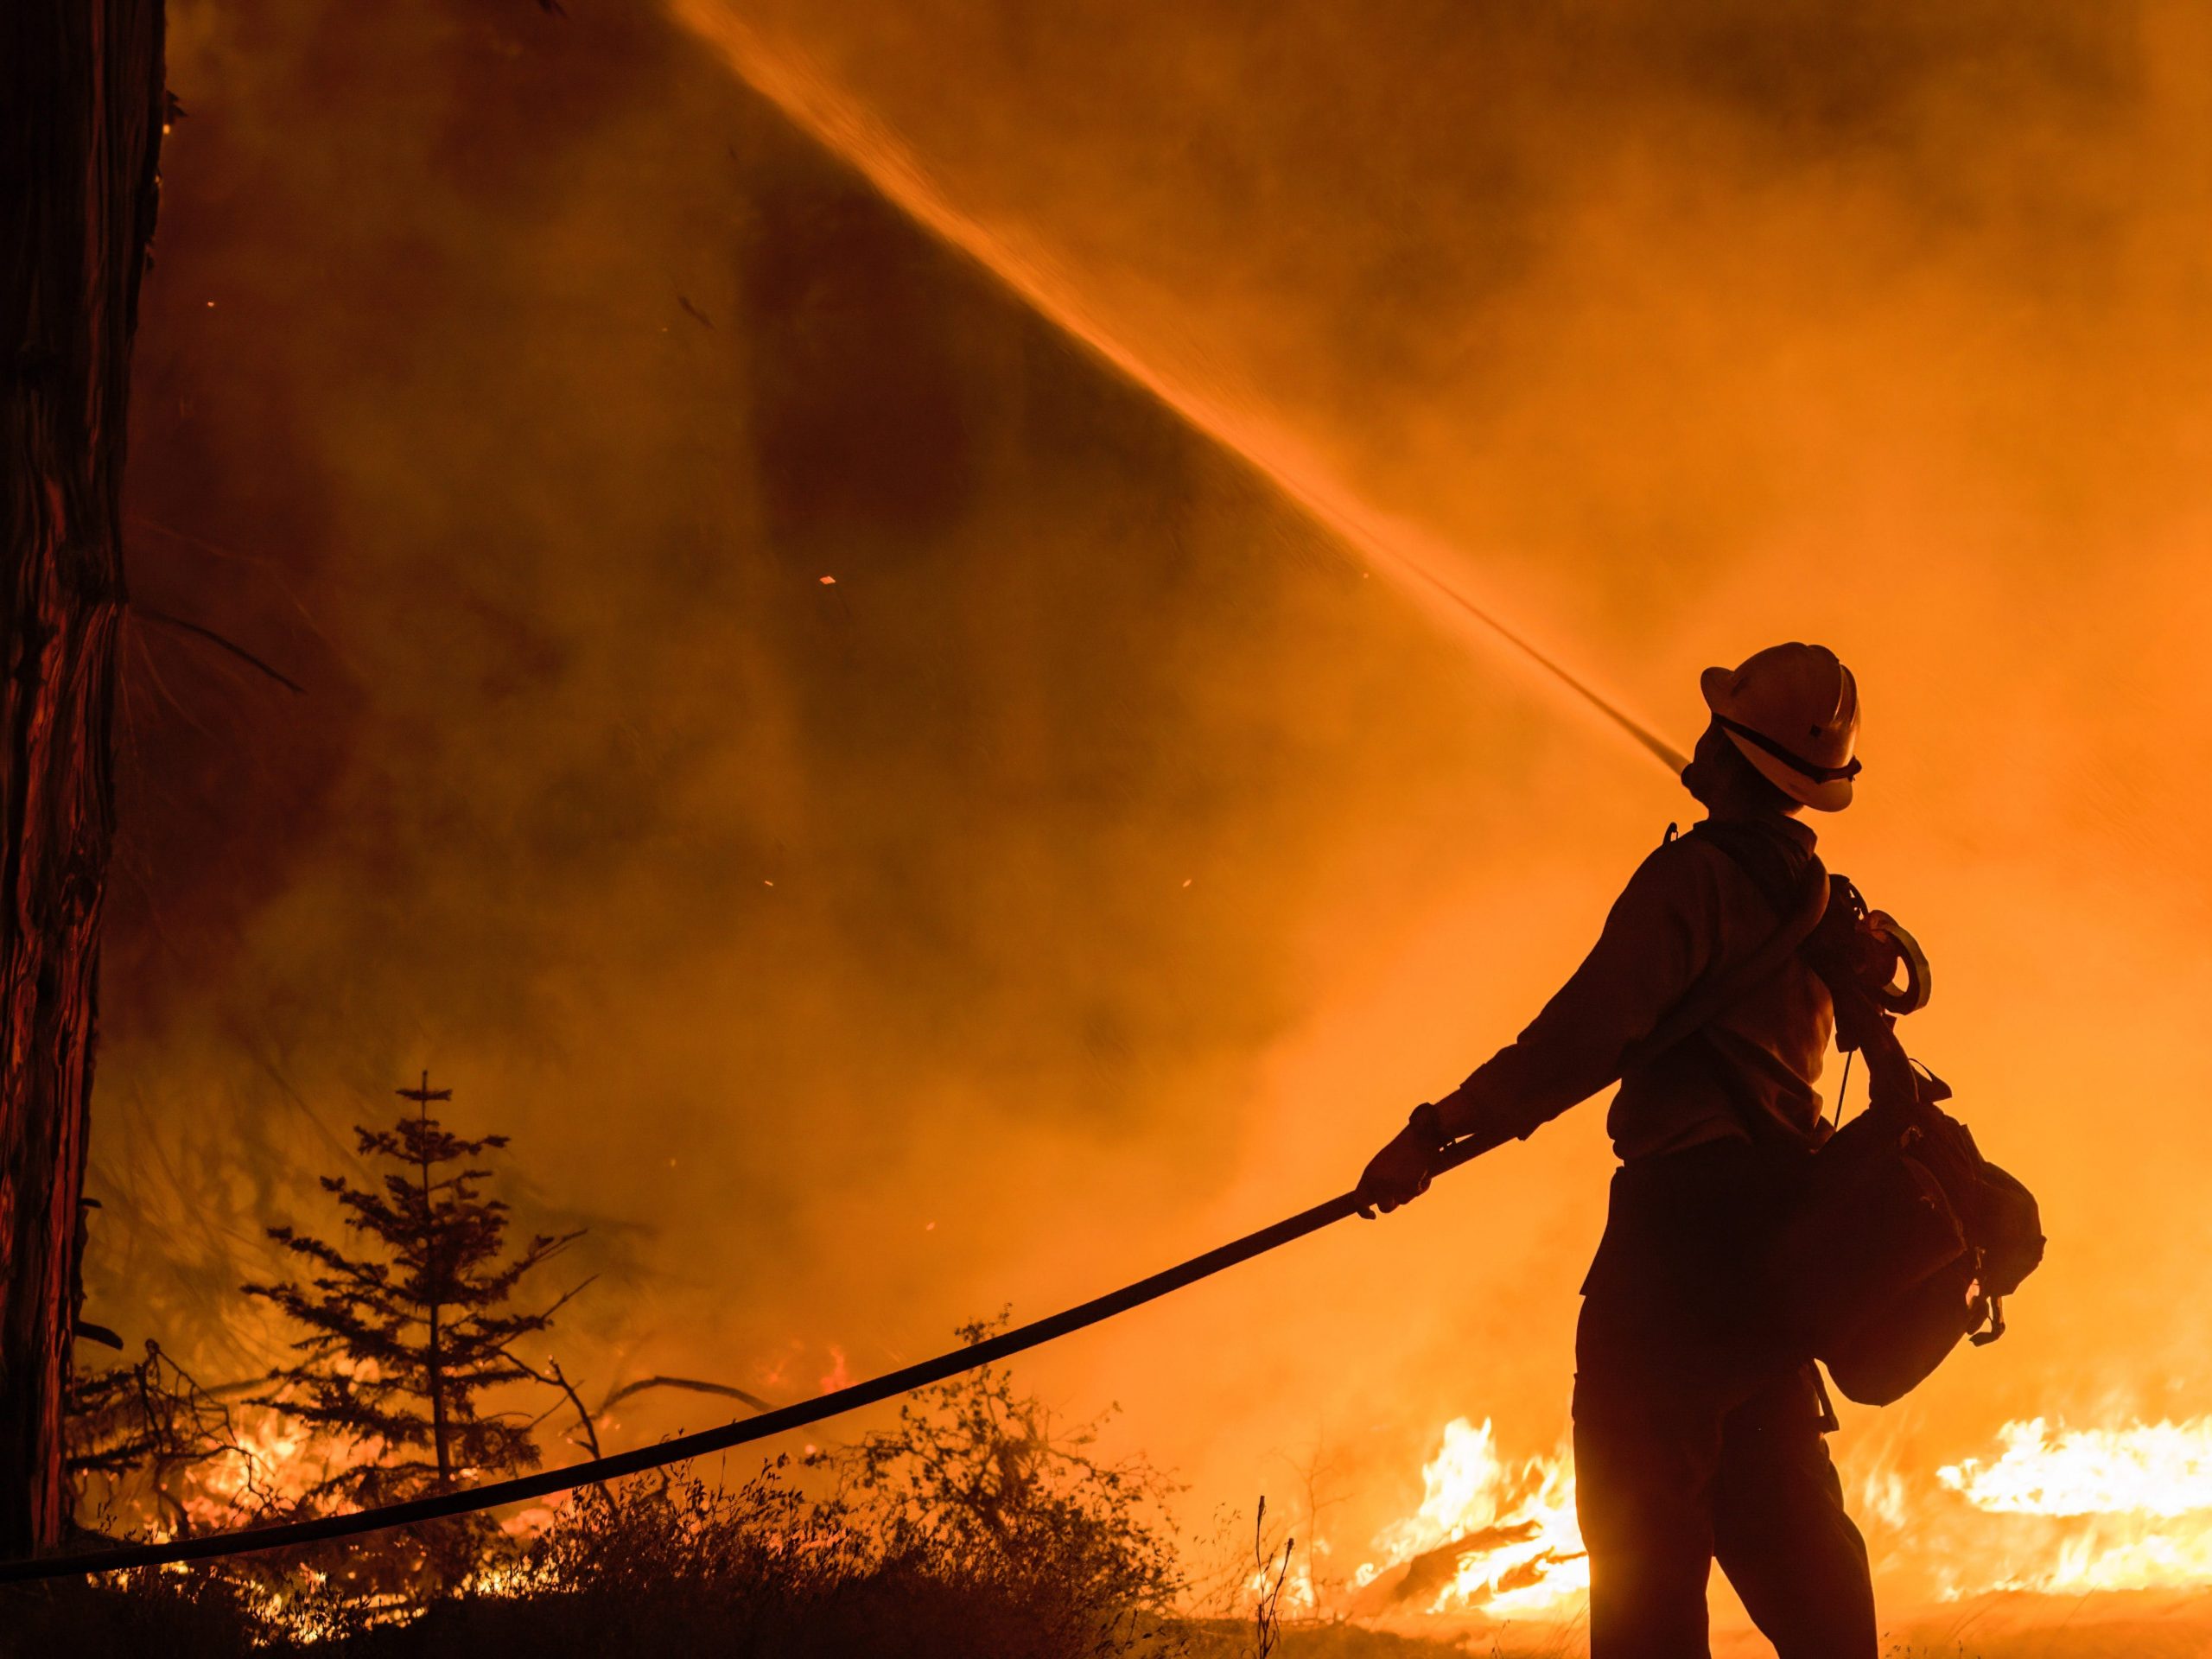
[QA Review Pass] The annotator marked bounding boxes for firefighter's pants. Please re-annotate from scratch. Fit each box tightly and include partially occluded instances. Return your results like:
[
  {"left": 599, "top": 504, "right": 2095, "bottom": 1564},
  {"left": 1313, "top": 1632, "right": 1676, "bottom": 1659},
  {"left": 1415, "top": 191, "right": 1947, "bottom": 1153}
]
[{"left": 1573, "top": 1140, "right": 1877, "bottom": 1659}]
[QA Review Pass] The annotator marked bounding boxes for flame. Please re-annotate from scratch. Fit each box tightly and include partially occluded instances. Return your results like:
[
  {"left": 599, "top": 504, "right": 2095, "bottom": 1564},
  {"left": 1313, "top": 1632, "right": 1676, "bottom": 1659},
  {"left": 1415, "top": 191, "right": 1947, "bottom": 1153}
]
[
  {"left": 1932, "top": 1416, "right": 2212, "bottom": 1597},
  {"left": 1938, "top": 1416, "right": 2212, "bottom": 1519},
  {"left": 1350, "top": 1411, "right": 2212, "bottom": 1621},
  {"left": 1352, "top": 1419, "right": 1586, "bottom": 1618},
  {"left": 103, "top": 1382, "right": 2212, "bottom": 1627},
  {"left": 194, "top": 1410, "right": 319, "bottom": 1513}
]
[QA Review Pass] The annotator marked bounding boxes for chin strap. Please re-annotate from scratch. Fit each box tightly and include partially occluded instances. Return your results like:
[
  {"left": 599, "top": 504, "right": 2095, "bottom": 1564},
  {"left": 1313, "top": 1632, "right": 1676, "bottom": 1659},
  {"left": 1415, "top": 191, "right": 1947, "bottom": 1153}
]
[{"left": 1713, "top": 714, "right": 1863, "bottom": 785}]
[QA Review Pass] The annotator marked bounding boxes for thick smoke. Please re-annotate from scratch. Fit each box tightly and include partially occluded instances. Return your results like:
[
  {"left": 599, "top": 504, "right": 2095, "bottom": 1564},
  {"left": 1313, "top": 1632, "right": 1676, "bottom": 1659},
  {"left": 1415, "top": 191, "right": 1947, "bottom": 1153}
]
[{"left": 97, "top": 0, "right": 2212, "bottom": 1605}]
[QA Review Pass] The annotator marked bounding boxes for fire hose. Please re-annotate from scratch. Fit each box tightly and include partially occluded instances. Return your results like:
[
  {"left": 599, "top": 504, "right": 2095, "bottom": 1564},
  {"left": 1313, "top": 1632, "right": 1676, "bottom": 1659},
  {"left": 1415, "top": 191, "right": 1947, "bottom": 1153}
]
[{"left": 1, "top": 1128, "right": 1511, "bottom": 1584}]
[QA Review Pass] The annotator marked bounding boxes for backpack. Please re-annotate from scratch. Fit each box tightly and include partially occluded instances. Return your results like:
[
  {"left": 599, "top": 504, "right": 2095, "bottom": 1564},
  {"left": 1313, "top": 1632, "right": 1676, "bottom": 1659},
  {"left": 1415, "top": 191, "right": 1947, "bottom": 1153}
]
[{"left": 1636, "top": 823, "right": 2046, "bottom": 1406}]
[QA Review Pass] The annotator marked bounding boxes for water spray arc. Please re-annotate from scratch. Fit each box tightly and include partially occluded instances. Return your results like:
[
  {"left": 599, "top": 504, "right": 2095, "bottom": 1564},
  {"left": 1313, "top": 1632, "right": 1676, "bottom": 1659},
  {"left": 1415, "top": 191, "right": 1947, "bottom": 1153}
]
[{"left": 674, "top": 5, "right": 1688, "bottom": 775}]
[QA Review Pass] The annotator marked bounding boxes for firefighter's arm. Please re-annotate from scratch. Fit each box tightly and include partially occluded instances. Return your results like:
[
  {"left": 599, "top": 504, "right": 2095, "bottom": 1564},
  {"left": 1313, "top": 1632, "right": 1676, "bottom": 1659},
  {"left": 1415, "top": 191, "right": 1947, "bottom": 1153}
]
[
  {"left": 1433, "top": 842, "right": 1721, "bottom": 1146},
  {"left": 1357, "top": 841, "right": 1722, "bottom": 1217}
]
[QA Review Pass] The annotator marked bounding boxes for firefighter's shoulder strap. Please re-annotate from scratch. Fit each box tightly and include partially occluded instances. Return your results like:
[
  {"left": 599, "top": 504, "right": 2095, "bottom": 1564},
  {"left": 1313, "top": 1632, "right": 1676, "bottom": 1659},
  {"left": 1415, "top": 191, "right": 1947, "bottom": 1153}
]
[{"left": 1620, "top": 831, "right": 1830, "bottom": 1071}]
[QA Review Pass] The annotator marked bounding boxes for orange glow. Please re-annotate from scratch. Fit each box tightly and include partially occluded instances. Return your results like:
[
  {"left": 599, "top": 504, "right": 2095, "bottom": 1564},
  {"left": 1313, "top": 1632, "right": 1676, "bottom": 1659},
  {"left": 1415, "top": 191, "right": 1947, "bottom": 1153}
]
[{"left": 106, "top": 1, "right": 2212, "bottom": 1646}]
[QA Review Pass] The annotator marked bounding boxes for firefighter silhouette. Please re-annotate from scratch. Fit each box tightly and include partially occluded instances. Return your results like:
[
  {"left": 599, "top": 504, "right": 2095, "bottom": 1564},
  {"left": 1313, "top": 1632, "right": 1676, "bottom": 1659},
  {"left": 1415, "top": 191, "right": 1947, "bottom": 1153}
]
[{"left": 1360, "top": 644, "right": 1876, "bottom": 1659}]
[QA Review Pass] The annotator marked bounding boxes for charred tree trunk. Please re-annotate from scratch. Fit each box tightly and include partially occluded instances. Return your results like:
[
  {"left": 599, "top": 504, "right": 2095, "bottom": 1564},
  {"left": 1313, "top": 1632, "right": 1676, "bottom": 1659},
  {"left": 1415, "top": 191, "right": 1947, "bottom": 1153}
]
[{"left": 0, "top": 3, "right": 164, "bottom": 1554}]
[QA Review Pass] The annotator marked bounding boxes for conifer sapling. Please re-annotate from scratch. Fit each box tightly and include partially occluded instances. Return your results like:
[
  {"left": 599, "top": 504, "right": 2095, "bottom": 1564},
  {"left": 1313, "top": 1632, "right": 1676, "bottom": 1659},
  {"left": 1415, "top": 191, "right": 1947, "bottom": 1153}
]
[{"left": 245, "top": 1072, "right": 584, "bottom": 1512}]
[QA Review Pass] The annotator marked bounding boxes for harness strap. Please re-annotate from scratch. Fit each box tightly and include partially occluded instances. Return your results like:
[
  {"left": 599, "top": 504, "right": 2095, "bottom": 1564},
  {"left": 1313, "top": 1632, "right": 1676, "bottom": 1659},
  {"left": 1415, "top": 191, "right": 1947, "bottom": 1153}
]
[{"left": 1620, "top": 853, "right": 1830, "bottom": 1072}]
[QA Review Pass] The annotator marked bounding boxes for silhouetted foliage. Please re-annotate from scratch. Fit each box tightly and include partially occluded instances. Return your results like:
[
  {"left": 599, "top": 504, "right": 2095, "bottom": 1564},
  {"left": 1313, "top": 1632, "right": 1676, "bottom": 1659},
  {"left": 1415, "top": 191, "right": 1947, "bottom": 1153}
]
[
  {"left": 824, "top": 1317, "right": 1184, "bottom": 1655},
  {"left": 12, "top": 1332, "right": 1211, "bottom": 1659},
  {"left": 66, "top": 1341, "right": 265, "bottom": 1539},
  {"left": 241, "top": 1073, "right": 582, "bottom": 1582}
]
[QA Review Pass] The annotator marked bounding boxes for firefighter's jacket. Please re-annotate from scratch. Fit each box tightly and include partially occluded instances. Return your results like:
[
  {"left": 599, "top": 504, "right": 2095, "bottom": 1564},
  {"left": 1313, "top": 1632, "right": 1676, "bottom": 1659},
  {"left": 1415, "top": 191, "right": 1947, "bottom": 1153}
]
[{"left": 1440, "top": 811, "right": 1833, "bottom": 1163}]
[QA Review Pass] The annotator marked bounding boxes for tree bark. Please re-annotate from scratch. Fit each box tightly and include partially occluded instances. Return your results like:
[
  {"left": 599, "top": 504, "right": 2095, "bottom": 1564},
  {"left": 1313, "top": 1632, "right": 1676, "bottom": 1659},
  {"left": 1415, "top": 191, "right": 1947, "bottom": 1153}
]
[{"left": 0, "top": 2, "right": 164, "bottom": 1554}]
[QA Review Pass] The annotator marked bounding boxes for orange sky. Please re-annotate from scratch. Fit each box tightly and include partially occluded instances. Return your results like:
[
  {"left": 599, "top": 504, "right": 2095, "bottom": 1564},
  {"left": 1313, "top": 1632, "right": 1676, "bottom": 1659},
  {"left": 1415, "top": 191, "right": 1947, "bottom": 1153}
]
[{"left": 95, "top": 0, "right": 2212, "bottom": 1618}]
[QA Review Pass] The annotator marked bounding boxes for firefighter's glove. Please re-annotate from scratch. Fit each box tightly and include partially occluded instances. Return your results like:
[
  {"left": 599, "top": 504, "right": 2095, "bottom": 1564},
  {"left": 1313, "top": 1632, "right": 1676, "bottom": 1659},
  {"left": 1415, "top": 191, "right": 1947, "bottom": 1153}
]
[{"left": 1356, "top": 1122, "right": 1437, "bottom": 1218}]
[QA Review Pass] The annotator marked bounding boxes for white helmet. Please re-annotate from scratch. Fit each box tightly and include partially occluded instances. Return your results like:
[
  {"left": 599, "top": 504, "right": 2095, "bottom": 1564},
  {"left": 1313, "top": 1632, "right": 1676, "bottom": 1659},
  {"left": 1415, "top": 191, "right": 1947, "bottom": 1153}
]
[{"left": 1700, "top": 643, "right": 1861, "bottom": 812}]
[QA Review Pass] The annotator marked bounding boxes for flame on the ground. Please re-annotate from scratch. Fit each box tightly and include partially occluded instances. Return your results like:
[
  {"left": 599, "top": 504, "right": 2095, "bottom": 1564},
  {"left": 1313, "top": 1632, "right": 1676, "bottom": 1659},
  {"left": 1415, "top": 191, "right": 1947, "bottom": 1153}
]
[
  {"left": 1351, "top": 1418, "right": 1586, "bottom": 1618},
  {"left": 112, "top": 1384, "right": 2212, "bottom": 1624},
  {"left": 1939, "top": 1417, "right": 2212, "bottom": 1519},
  {"left": 1347, "top": 1411, "right": 2212, "bottom": 1620},
  {"left": 1934, "top": 1415, "right": 2212, "bottom": 1597},
  {"left": 188, "top": 1408, "right": 320, "bottom": 1520}
]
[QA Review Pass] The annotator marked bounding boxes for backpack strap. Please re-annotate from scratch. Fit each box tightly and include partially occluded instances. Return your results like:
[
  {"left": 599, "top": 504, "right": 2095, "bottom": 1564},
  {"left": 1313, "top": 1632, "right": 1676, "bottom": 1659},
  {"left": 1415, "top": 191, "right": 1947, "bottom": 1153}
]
[
  {"left": 1688, "top": 817, "right": 1806, "bottom": 918},
  {"left": 1620, "top": 852, "right": 1831, "bottom": 1071}
]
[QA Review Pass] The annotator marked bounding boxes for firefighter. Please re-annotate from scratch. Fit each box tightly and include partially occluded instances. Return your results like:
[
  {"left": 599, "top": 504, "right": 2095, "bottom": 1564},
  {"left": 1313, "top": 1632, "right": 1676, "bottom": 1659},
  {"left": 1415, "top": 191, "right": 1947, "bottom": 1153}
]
[{"left": 1357, "top": 643, "right": 1875, "bottom": 1659}]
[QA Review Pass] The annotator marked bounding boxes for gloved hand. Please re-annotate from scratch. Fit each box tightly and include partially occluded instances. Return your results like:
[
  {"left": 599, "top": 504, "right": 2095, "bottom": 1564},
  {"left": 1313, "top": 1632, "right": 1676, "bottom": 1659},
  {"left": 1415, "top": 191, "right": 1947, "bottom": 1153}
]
[{"left": 1356, "top": 1122, "right": 1437, "bottom": 1218}]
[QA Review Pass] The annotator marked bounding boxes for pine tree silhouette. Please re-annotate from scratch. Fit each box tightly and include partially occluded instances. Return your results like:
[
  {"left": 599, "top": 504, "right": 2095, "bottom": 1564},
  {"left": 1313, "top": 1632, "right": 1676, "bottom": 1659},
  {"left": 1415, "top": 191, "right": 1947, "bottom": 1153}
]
[{"left": 245, "top": 1072, "right": 583, "bottom": 1522}]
